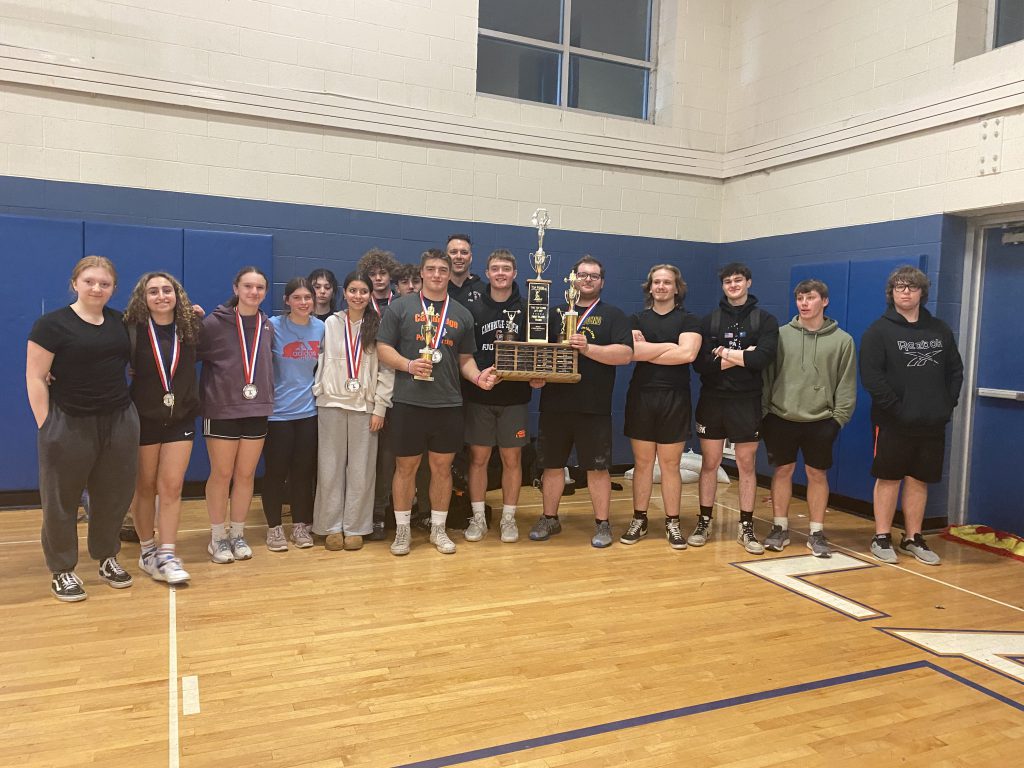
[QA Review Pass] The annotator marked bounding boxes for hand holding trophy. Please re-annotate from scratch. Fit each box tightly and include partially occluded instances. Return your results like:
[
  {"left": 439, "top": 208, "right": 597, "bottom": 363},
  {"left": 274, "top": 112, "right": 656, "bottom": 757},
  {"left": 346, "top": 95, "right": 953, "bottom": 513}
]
[{"left": 414, "top": 303, "right": 436, "bottom": 381}]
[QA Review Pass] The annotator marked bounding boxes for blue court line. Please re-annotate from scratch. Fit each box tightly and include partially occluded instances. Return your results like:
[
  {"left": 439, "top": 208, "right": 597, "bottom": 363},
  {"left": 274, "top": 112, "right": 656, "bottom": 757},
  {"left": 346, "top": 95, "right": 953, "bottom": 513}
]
[{"left": 395, "top": 660, "right": 1024, "bottom": 767}]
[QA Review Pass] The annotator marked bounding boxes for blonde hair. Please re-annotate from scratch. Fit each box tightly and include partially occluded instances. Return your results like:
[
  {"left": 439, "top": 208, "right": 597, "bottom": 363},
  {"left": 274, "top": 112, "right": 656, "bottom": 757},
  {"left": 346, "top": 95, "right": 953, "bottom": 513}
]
[
  {"left": 69, "top": 255, "right": 117, "bottom": 292},
  {"left": 641, "top": 264, "right": 687, "bottom": 309}
]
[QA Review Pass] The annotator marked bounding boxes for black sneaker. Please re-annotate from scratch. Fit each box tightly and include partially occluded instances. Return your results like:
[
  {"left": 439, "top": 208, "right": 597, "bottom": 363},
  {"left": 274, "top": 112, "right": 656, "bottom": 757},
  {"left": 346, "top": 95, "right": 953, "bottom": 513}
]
[
  {"left": 98, "top": 557, "right": 133, "bottom": 589},
  {"left": 367, "top": 521, "right": 386, "bottom": 541},
  {"left": 665, "top": 518, "right": 687, "bottom": 550},
  {"left": 619, "top": 517, "right": 648, "bottom": 544},
  {"left": 51, "top": 571, "right": 86, "bottom": 602}
]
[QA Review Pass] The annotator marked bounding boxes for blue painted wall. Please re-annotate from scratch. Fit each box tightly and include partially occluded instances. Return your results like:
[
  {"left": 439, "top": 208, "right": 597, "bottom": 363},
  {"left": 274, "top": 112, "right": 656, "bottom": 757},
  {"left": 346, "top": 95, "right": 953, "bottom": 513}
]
[{"left": 1, "top": 176, "right": 967, "bottom": 521}]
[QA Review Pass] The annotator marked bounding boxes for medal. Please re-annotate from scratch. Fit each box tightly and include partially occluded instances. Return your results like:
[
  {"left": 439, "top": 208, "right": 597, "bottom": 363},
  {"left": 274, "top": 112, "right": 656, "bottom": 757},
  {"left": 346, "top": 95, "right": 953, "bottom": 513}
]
[
  {"left": 236, "top": 309, "right": 263, "bottom": 402},
  {"left": 342, "top": 311, "right": 363, "bottom": 393},
  {"left": 147, "top": 318, "right": 180, "bottom": 413},
  {"left": 431, "top": 349, "right": 442, "bottom": 363}
]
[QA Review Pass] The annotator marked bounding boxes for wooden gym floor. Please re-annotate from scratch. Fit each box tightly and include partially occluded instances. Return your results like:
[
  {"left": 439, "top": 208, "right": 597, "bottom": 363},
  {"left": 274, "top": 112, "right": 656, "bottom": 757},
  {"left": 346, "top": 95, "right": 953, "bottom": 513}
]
[{"left": 2, "top": 479, "right": 1023, "bottom": 767}]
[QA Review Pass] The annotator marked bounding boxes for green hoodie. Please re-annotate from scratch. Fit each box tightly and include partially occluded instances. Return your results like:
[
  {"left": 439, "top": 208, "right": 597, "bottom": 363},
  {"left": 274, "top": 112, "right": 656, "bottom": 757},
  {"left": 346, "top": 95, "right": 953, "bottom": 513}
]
[{"left": 762, "top": 316, "right": 857, "bottom": 426}]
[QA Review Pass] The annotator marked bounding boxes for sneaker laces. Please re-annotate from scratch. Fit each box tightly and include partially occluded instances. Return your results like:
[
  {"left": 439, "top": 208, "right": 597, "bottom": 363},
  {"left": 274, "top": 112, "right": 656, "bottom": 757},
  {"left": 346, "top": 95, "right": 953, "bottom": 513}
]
[
  {"left": 394, "top": 526, "right": 410, "bottom": 546},
  {"left": 626, "top": 518, "right": 644, "bottom": 535},
  {"left": 694, "top": 517, "right": 710, "bottom": 536},
  {"left": 666, "top": 519, "right": 682, "bottom": 537},
  {"left": 740, "top": 522, "right": 757, "bottom": 541},
  {"left": 55, "top": 572, "right": 78, "bottom": 591},
  {"left": 103, "top": 557, "right": 127, "bottom": 577}
]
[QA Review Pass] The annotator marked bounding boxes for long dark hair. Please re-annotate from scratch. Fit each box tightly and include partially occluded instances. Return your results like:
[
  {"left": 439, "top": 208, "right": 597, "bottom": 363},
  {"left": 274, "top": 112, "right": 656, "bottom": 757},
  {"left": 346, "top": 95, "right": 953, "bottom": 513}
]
[
  {"left": 123, "top": 271, "right": 200, "bottom": 345},
  {"left": 343, "top": 271, "right": 379, "bottom": 350},
  {"left": 225, "top": 266, "right": 269, "bottom": 309},
  {"left": 308, "top": 268, "right": 339, "bottom": 311}
]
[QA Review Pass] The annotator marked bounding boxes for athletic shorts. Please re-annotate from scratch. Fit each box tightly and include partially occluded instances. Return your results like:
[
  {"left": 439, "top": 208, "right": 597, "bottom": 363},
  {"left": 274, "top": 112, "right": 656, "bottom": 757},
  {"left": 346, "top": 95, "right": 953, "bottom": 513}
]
[
  {"left": 389, "top": 402, "right": 464, "bottom": 456},
  {"left": 464, "top": 402, "right": 529, "bottom": 448},
  {"left": 762, "top": 413, "right": 840, "bottom": 470},
  {"left": 694, "top": 394, "right": 762, "bottom": 443},
  {"left": 871, "top": 423, "right": 946, "bottom": 483},
  {"left": 624, "top": 387, "right": 691, "bottom": 444},
  {"left": 536, "top": 411, "right": 612, "bottom": 471},
  {"left": 203, "top": 416, "right": 269, "bottom": 440},
  {"left": 139, "top": 416, "right": 197, "bottom": 447}
]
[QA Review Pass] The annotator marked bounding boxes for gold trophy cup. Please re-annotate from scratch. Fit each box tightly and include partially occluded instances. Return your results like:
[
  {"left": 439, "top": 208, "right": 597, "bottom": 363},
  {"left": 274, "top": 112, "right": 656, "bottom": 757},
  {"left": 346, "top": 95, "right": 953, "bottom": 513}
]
[{"left": 414, "top": 303, "right": 436, "bottom": 382}]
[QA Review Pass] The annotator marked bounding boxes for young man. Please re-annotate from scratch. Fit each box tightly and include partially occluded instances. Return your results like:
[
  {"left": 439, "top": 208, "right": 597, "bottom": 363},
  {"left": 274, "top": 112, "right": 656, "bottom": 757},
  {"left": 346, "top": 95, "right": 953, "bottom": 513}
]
[
  {"left": 358, "top": 248, "right": 400, "bottom": 540},
  {"left": 859, "top": 266, "right": 963, "bottom": 565},
  {"left": 357, "top": 248, "right": 399, "bottom": 318},
  {"left": 446, "top": 233, "right": 484, "bottom": 306},
  {"left": 622, "top": 265, "right": 702, "bottom": 549},
  {"left": 530, "top": 256, "right": 633, "bottom": 548},
  {"left": 395, "top": 264, "right": 422, "bottom": 296},
  {"left": 691, "top": 263, "right": 779, "bottom": 554},
  {"left": 376, "top": 249, "right": 498, "bottom": 556},
  {"left": 464, "top": 250, "right": 531, "bottom": 543},
  {"left": 761, "top": 279, "right": 856, "bottom": 558}
]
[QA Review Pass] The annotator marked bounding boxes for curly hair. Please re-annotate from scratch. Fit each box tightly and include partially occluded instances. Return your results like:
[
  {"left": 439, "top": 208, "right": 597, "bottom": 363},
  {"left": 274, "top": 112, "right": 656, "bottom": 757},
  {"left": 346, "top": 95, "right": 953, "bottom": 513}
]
[
  {"left": 357, "top": 248, "right": 398, "bottom": 278},
  {"left": 641, "top": 264, "right": 687, "bottom": 309},
  {"left": 122, "top": 271, "right": 200, "bottom": 345},
  {"left": 885, "top": 265, "right": 930, "bottom": 305},
  {"left": 342, "top": 271, "right": 380, "bottom": 350}
]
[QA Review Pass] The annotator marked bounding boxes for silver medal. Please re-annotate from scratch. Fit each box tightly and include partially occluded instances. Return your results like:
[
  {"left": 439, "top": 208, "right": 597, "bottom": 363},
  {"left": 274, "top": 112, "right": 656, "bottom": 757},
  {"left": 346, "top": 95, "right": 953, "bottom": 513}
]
[
  {"left": 163, "top": 392, "right": 175, "bottom": 408},
  {"left": 345, "top": 378, "right": 361, "bottom": 393},
  {"left": 431, "top": 349, "right": 442, "bottom": 364},
  {"left": 242, "top": 383, "right": 258, "bottom": 400}
]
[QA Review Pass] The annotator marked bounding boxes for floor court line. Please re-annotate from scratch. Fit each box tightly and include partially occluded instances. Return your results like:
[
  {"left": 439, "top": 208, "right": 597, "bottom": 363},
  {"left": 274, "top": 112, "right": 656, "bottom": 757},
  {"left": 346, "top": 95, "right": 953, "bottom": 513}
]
[
  {"left": 395, "top": 661, "right": 1024, "bottom": 768},
  {"left": 168, "top": 587, "right": 180, "bottom": 768}
]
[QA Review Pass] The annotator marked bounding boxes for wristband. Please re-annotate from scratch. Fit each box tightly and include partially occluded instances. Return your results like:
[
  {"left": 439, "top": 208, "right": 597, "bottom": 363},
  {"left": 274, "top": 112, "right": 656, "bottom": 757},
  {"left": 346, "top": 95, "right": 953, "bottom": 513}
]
[
  {"left": 407, "top": 359, "right": 415, "bottom": 374},
  {"left": 475, "top": 371, "right": 483, "bottom": 387}
]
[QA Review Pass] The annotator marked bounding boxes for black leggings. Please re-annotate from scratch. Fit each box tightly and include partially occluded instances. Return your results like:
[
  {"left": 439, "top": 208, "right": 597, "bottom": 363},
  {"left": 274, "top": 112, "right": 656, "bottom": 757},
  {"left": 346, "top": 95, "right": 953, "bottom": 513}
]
[{"left": 261, "top": 416, "right": 317, "bottom": 526}]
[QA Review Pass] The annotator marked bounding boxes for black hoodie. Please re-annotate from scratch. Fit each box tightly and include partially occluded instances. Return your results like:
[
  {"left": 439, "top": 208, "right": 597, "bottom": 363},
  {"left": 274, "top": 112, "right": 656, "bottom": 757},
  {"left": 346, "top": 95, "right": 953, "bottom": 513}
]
[
  {"left": 464, "top": 282, "right": 531, "bottom": 406},
  {"left": 859, "top": 305, "right": 963, "bottom": 433},
  {"left": 693, "top": 294, "right": 779, "bottom": 398},
  {"left": 449, "top": 273, "right": 484, "bottom": 307}
]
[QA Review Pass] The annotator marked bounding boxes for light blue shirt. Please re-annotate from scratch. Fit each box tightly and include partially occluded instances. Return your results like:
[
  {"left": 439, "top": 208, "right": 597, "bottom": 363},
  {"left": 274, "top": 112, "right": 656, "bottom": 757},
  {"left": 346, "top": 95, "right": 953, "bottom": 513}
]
[{"left": 270, "top": 315, "right": 325, "bottom": 421}]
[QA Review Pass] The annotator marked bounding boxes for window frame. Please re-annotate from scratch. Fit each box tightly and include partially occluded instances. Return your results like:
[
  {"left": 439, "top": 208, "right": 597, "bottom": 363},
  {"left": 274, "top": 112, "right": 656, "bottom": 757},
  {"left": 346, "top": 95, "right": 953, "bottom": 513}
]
[
  {"left": 477, "top": 0, "right": 659, "bottom": 122},
  {"left": 989, "top": 0, "right": 1024, "bottom": 50}
]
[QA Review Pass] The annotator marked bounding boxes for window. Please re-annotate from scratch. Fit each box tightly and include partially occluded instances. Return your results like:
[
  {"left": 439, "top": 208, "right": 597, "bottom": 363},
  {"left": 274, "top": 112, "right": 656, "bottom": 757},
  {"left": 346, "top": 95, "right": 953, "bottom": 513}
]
[
  {"left": 477, "top": 0, "right": 656, "bottom": 120},
  {"left": 994, "top": 0, "right": 1024, "bottom": 48}
]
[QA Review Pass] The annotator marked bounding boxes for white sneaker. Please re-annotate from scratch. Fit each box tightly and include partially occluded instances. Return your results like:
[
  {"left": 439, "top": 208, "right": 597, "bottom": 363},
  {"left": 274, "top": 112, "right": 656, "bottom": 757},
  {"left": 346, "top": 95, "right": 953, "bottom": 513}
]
[
  {"left": 464, "top": 511, "right": 487, "bottom": 541},
  {"left": 390, "top": 523, "right": 411, "bottom": 556},
  {"left": 155, "top": 555, "right": 191, "bottom": 585},
  {"left": 230, "top": 535, "right": 253, "bottom": 560},
  {"left": 500, "top": 512, "right": 519, "bottom": 543},
  {"left": 208, "top": 537, "right": 235, "bottom": 564},
  {"left": 430, "top": 524, "right": 457, "bottom": 554},
  {"left": 138, "top": 549, "right": 159, "bottom": 578}
]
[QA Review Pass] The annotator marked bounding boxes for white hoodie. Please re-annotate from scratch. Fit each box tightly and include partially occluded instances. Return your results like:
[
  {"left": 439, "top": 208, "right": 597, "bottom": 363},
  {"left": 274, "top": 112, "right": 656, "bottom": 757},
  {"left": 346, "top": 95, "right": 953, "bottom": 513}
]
[{"left": 313, "top": 312, "right": 394, "bottom": 417}]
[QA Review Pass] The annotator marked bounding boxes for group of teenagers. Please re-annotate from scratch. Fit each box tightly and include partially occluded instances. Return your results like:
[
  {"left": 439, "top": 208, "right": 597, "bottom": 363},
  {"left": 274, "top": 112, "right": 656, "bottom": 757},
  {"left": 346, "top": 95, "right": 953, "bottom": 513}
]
[{"left": 26, "top": 232, "right": 964, "bottom": 604}]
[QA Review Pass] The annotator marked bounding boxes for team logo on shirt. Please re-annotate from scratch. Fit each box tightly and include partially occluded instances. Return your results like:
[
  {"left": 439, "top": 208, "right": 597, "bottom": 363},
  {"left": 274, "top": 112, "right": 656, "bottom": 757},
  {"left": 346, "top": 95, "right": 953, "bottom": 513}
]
[{"left": 283, "top": 341, "right": 320, "bottom": 359}]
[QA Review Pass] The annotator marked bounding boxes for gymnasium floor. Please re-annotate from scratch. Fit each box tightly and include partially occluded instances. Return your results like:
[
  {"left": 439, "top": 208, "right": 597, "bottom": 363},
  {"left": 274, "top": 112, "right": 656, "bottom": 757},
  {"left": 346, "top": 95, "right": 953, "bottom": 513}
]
[{"left": 2, "top": 479, "right": 1022, "bottom": 767}]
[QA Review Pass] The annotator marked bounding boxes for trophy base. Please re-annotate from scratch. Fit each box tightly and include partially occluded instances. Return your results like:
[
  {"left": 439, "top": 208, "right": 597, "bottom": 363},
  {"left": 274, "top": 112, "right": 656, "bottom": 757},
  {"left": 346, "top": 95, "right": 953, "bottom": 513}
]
[
  {"left": 413, "top": 375, "right": 435, "bottom": 382},
  {"left": 494, "top": 341, "right": 580, "bottom": 383}
]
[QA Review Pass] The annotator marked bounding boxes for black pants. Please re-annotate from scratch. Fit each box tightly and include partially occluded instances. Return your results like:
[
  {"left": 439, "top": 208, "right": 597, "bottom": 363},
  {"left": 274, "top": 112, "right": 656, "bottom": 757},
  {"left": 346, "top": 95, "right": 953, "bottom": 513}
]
[{"left": 262, "top": 416, "right": 317, "bottom": 527}]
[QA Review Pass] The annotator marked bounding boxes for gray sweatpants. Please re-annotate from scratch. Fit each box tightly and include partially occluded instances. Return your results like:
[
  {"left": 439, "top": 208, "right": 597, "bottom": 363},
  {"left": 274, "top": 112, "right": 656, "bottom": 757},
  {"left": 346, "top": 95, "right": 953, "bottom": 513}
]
[
  {"left": 37, "top": 403, "right": 140, "bottom": 573},
  {"left": 313, "top": 407, "right": 377, "bottom": 536}
]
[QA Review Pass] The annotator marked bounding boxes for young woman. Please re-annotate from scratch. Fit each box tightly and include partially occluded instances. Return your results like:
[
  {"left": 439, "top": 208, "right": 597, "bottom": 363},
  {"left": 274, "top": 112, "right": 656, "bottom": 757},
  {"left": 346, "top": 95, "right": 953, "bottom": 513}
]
[
  {"left": 198, "top": 266, "right": 275, "bottom": 564},
  {"left": 26, "top": 256, "right": 140, "bottom": 602},
  {"left": 312, "top": 272, "right": 394, "bottom": 551},
  {"left": 123, "top": 272, "right": 201, "bottom": 584},
  {"left": 308, "top": 268, "right": 339, "bottom": 322},
  {"left": 262, "top": 278, "right": 325, "bottom": 552}
]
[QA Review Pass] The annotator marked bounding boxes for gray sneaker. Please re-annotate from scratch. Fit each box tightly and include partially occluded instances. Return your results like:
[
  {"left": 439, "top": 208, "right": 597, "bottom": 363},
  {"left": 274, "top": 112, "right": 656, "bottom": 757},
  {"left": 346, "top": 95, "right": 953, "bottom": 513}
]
[
  {"left": 763, "top": 525, "right": 790, "bottom": 552},
  {"left": 500, "top": 512, "right": 519, "bottom": 543},
  {"left": 290, "top": 522, "right": 314, "bottom": 549},
  {"left": 870, "top": 536, "right": 899, "bottom": 564},
  {"left": 529, "top": 515, "right": 562, "bottom": 541},
  {"left": 266, "top": 525, "right": 289, "bottom": 552},
  {"left": 591, "top": 520, "right": 613, "bottom": 548},
  {"left": 737, "top": 521, "right": 765, "bottom": 555},
  {"left": 464, "top": 511, "right": 487, "bottom": 542},
  {"left": 390, "top": 523, "right": 411, "bottom": 556},
  {"left": 899, "top": 534, "right": 941, "bottom": 565},
  {"left": 430, "top": 524, "right": 457, "bottom": 554},
  {"left": 806, "top": 530, "right": 832, "bottom": 558},
  {"left": 687, "top": 515, "right": 712, "bottom": 547},
  {"left": 208, "top": 537, "right": 235, "bottom": 564}
]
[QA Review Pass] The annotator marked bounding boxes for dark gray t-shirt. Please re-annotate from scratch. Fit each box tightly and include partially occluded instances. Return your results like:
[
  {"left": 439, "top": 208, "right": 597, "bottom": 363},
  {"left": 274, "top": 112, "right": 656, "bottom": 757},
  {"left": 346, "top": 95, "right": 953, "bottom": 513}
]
[{"left": 377, "top": 292, "right": 476, "bottom": 407}]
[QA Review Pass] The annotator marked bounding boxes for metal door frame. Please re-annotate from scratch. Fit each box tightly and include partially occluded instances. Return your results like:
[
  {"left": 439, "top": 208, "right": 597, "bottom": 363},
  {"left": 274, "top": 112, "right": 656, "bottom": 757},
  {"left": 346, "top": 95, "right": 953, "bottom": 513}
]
[{"left": 951, "top": 209, "right": 1024, "bottom": 524}]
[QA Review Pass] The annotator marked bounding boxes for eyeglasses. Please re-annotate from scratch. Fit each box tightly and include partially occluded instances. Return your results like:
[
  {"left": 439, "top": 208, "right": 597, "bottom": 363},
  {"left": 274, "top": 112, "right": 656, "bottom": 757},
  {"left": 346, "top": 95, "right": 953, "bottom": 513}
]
[
  {"left": 893, "top": 283, "right": 922, "bottom": 293},
  {"left": 576, "top": 273, "right": 602, "bottom": 281}
]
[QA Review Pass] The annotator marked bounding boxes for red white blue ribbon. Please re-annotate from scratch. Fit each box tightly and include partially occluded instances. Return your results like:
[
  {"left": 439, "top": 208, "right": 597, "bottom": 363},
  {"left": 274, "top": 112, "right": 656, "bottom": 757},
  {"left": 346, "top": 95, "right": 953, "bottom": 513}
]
[
  {"left": 147, "top": 317, "right": 180, "bottom": 394},
  {"left": 420, "top": 292, "right": 449, "bottom": 350}
]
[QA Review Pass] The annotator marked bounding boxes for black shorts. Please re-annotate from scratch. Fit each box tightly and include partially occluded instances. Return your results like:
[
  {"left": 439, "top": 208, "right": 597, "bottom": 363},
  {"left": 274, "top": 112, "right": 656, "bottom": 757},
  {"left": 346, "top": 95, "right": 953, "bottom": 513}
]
[
  {"left": 139, "top": 416, "right": 197, "bottom": 447},
  {"left": 762, "top": 413, "right": 840, "bottom": 470},
  {"left": 537, "top": 411, "right": 612, "bottom": 471},
  {"left": 389, "top": 402, "right": 464, "bottom": 456},
  {"left": 624, "top": 387, "right": 691, "bottom": 444},
  {"left": 203, "top": 416, "right": 269, "bottom": 440},
  {"left": 871, "top": 423, "right": 946, "bottom": 483},
  {"left": 695, "top": 394, "right": 762, "bottom": 443}
]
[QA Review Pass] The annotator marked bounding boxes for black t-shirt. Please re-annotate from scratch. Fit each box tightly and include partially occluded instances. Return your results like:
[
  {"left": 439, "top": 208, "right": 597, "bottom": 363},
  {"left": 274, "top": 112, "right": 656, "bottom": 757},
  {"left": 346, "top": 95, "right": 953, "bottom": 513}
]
[
  {"left": 629, "top": 306, "right": 702, "bottom": 390},
  {"left": 539, "top": 300, "right": 633, "bottom": 415},
  {"left": 29, "top": 305, "right": 131, "bottom": 416}
]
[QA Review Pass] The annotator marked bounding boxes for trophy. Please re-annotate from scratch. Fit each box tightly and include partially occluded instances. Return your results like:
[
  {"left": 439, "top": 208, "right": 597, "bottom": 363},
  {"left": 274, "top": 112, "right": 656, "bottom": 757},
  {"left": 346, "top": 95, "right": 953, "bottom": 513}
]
[
  {"left": 562, "top": 270, "right": 580, "bottom": 341},
  {"left": 492, "top": 208, "right": 580, "bottom": 383},
  {"left": 414, "top": 303, "right": 436, "bottom": 381}
]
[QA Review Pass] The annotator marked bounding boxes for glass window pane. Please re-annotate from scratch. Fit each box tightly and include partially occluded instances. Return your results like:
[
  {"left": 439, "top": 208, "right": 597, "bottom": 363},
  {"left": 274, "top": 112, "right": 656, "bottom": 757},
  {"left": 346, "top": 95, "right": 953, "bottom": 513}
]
[
  {"left": 569, "top": 0, "right": 651, "bottom": 60},
  {"left": 477, "top": 36, "right": 561, "bottom": 105},
  {"left": 995, "top": 0, "right": 1024, "bottom": 49},
  {"left": 568, "top": 55, "right": 647, "bottom": 119},
  {"left": 479, "top": 0, "right": 562, "bottom": 43}
]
